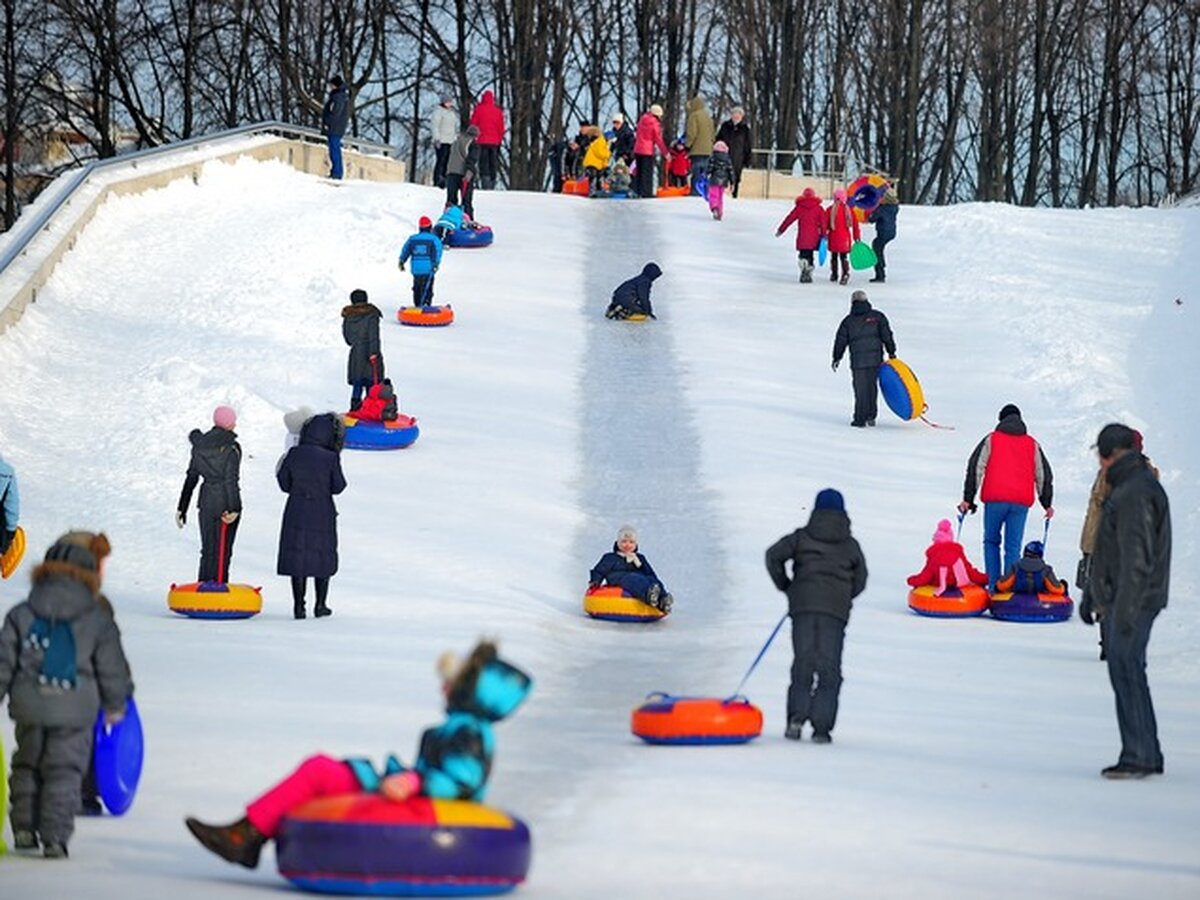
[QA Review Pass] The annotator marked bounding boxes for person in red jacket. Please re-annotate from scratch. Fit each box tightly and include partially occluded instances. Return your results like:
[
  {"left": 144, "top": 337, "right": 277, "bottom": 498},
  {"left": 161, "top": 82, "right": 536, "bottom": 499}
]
[
  {"left": 468, "top": 89, "right": 505, "bottom": 189},
  {"left": 667, "top": 139, "right": 690, "bottom": 187},
  {"left": 826, "top": 187, "right": 860, "bottom": 285},
  {"left": 344, "top": 380, "right": 398, "bottom": 423},
  {"left": 958, "top": 404, "right": 1055, "bottom": 591},
  {"left": 776, "top": 187, "right": 827, "bottom": 283},
  {"left": 633, "top": 104, "right": 669, "bottom": 199},
  {"left": 907, "top": 519, "right": 988, "bottom": 595}
]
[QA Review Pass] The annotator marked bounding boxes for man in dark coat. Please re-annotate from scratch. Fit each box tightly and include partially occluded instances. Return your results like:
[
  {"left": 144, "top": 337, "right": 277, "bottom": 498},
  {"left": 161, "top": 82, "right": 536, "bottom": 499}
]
[
  {"left": 341, "top": 288, "right": 384, "bottom": 410},
  {"left": 765, "top": 488, "right": 867, "bottom": 743},
  {"left": 322, "top": 75, "right": 350, "bottom": 180},
  {"left": 177, "top": 406, "right": 242, "bottom": 582},
  {"left": 610, "top": 112, "right": 636, "bottom": 165},
  {"left": 831, "top": 290, "right": 897, "bottom": 427},
  {"left": 445, "top": 125, "right": 480, "bottom": 218},
  {"left": 867, "top": 189, "right": 899, "bottom": 283},
  {"left": 714, "top": 107, "right": 753, "bottom": 197},
  {"left": 277, "top": 413, "right": 347, "bottom": 619},
  {"left": 605, "top": 262, "right": 662, "bottom": 320},
  {"left": 1081, "top": 423, "right": 1171, "bottom": 779}
]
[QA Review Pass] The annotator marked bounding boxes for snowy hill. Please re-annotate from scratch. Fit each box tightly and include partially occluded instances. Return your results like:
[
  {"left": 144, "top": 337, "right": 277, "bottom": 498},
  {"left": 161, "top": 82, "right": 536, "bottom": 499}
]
[{"left": 1, "top": 157, "right": 1197, "bottom": 898}]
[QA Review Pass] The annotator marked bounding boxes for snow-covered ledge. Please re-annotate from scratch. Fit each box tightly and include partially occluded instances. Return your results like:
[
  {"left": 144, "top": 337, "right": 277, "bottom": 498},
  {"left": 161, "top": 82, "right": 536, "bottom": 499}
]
[{"left": 0, "top": 122, "right": 406, "bottom": 335}]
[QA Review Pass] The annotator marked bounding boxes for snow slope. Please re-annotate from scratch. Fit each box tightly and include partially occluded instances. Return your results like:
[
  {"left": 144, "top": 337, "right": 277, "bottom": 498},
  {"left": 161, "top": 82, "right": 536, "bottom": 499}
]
[{"left": 0, "top": 157, "right": 1197, "bottom": 898}]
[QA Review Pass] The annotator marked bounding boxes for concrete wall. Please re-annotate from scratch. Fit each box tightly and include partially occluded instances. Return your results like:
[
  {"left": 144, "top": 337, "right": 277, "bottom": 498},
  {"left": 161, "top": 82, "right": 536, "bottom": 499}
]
[
  {"left": 736, "top": 169, "right": 839, "bottom": 201},
  {"left": 0, "top": 138, "right": 406, "bottom": 335}
]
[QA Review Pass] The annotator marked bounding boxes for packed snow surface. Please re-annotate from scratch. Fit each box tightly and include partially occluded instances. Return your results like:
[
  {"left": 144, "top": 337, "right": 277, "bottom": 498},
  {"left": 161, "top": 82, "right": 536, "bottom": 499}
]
[{"left": 1, "top": 156, "right": 1197, "bottom": 898}]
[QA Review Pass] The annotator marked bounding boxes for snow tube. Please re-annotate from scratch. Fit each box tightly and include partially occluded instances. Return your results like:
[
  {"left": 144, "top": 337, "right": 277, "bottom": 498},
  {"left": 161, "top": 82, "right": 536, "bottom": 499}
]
[
  {"left": 879, "top": 358, "right": 926, "bottom": 421},
  {"left": 847, "top": 173, "right": 889, "bottom": 221},
  {"left": 343, "top": 414, "right": 420, "bottom": 451},
  {"left": 908, "top": 584, "right": 989, "bottom": 618},
  {"left": 94, "top": 696, "right": 143, "bottom": 816},
  {"left": 1, "top": 524, "right": 25, "bottom": 578},
  {"left": 562, "top": 178, "right": 589, "bottom": 196},
  {"left": 655, "top": 185, "right": 689, "bottom": 198},
  {"left": 448, "top": 226, "right": 493, "bottom": 248},
  {"left": 168, "top": 581, "right": 262, "bottom": 619},
  {"left": 631, "top": 694, "right": 763, "bottom": 745},
  {"left": 583, "top": 585, "right": 666, "bottom": 623},
  {"left": 398, "top": 305, "right": 454, "bottom": 327},
  {"left": 848, "top": 240, "right": 878, "bottom": 270},
  {"left": 988, "top": 591, "right": 1073, "bottom": 623},
  {"left": 276, "top": 794, "right": 531, "bottom": 897}
]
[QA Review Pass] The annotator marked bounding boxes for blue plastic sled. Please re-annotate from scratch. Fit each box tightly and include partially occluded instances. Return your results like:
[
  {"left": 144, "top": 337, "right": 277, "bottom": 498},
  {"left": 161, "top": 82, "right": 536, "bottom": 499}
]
[
  {"left": 817, "top": 236, "right": 828, "bottom": 266},
  {"left": 693, "top": 173, "right": 708, "bottom": 198},
  {"left": 94, "top": 697, "right": 143, "bottom": 815}
]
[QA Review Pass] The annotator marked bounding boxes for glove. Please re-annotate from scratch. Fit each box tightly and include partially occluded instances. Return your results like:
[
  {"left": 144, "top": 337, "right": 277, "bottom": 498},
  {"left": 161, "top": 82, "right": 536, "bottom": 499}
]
[
  {"left": 775, "top": 229, "right": 782, "bottom": 238},
  {"left": 175, "top": 510, "right": 186, "bottom": 529},
  {"left": 221, "top": 510, "right": 239, "bottom": 524},
  {"left": 1075, "top": 554, "right": 1091, "bottom": 591},
  {"left": 398, "top": 262, "right": 405, "bottom": 271},
  {"left": 104, "top": 708, "right": 126, "bottom": 727},
  {"left": 380, "top": 771, "right": 421, "bottom": 803},
  {"left": 956, "top": 501, "right": 977, "bottom": 515},
  {"left": 587, "top": 582, "right": 599, "bottom": 590},
  {"left": 1079, "top": 594, "right": 1096, "bottom": 625},
  {"left": 888, "top": 352, "right": 897, "bottom": 360},
  {"left": 1045, "top": 506, "right": 1055, "bottom": 519},
  {"left": 831, "top": 360, "right": 840, "bottom": 372}
]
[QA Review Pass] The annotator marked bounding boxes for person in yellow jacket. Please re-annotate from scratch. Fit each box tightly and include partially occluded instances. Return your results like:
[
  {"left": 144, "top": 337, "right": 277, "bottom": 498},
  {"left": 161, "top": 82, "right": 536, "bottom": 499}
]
[{"left": 581, "top": 125, "right": 611, "bottom": 196}]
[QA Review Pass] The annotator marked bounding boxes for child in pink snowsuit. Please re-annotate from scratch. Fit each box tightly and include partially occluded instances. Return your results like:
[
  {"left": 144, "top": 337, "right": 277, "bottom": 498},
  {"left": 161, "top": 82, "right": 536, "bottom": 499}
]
[
  {"left": 706, "top": 141, "right": 734, "bottom": 220},
  {"left": 907, "top": 519, "right": 988, "bottom": 595}
]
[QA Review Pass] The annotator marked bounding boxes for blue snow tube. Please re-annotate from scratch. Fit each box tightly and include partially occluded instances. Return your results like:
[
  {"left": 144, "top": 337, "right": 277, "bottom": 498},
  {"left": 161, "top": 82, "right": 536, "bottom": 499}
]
[
  {"left": 342, "top": 415, "right": 420, "bottom": 450},
  {"left": 879, "top": 358, "right": 925, "bottom": 421},
  {"left": 448, "top": 226, "right": 494, "bottom": 248}
]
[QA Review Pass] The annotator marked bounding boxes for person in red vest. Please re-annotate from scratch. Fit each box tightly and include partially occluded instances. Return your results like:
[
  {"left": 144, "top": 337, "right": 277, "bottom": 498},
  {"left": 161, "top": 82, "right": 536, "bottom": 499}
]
[
  {"left": 958, "top": 404, "right": 1055, "bottom": 591},
  {"left": 469, "top": 89, "right": 506, "bottom": 189}
]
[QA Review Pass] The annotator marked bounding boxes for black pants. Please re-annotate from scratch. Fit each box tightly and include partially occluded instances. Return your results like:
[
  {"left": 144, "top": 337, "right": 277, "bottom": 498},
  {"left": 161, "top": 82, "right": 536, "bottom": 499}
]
[
  {"left": 1102, "top": 609, "right": 1163, "bottom": 770},
  {"left": 788, "top": 612, "right": 847, "bottom": 734},
  {"left": 291, "top": 575, "right": 330, "bottom": 605},
  {"left": 478, "top": 145, "right": 499, "bottom": 189},
  {"left": 432, "top": 143, "right": 451, "bottom": 188},
  {"left": 445, "top": 174, "right": 475, "bottom": 218},
  {"left": 198, "top": 510, "right": 239, "bottom": 582},
  {"left": 412, "top": 273, "right": 435, "bottom": 307},
  {"left": 10, "top": 723, "right": 92, "bottom": 844},
  {"left": 731, "top": 164, "right": 744, "bottom": 198},
  {"left": 830, "top": 252, "right": 850, "bottom": 280},
  {"left": 798, "top": 249, "right": 815, "bottom": 264},
  {"left": 634, "top": 154, "right": 655, "bottom": 198},
  {"left": 851, "top": 367, "right": 879, "bottom": 425},
  {"left": 872, "top": 235, "right": 893, "bottom": 279}
]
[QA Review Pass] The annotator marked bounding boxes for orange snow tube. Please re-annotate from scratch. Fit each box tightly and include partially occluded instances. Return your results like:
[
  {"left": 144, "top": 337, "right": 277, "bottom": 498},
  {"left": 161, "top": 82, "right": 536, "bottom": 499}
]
[
  {"left": 631, "top": 694, "right": 763, "bottom": 745},
  {"left": 655, "top": 185, "right": 689, "bottom": 198},
  {"left": 907, "top": 584, "right": 989, "bottom": 618},
  {"left": 397, "top": 305, "right": 454, "bottom": 327}
]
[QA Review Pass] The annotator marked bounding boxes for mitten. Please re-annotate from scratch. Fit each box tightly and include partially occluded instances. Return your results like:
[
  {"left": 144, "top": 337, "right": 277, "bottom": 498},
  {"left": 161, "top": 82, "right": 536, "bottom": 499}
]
[
  {"left": 1079, "top": 594, "right": 1096, "bottom": 626},
  {"left": 381, "top": 771, "right": 421, "bottom": 803}
]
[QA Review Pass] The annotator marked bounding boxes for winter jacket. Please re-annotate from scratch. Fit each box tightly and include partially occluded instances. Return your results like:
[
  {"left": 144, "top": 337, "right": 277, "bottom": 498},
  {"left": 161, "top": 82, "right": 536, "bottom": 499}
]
[
  {"left": 832, "top": 298, "right": 897, "bottom": 370},
  {"left": 996, "top": 558, "right": 1066, "bottom": 595},
  {"left": 868, "top": 199, "right": 898, "bottom": 241},
  {"left": 715, "top": 119, "right": 753, "bottom": 171},
  {"left": 765, "top": 508, "right": 867, "bottom": 623},
  {"left": 436, "top": 206, "right": 466, "bottom": 234},
  {"left": 346, "top": 381, "right": 399, "bottom": 423},
  {"left": 276, "top": 413, "right": 347, "bottom": 579},
  {"left": 633, "top": 112, "right": 669, "bottom": 158},
  {"left": 0, "top": 455, "right": 18, "bottom": 540},
  {"left": 323, "top": 84, "right": 350, "bottom": 137},
  {"left": 446, "top": 130, "right": 480, "bottom": 179},
  {"left": 608, "top": 263, "right": 662, "bottom": 318},
  {"left": 826, "top": 200, "right": 860, "bottom": 254},
  {"left": 684, "top": 98, "right": 715, "bottom": 157},
  {"left": 0, "top": 563, "right": 133, "bottom": 728},
  {"left": 589, "top": 544, "right": 662, "bottom": 589},
  {"left": 705, "top": 150, "right": 733, "bottom": 187},
  {"left": 342, "top": 300, "right": 384, "bottom": 385},
  {"left": 962, "top": 414, "right": 1053, "bottom": 509},
  {"left": 469, "top": 91, "right": 505, "bottom": 146},
  {"left": 611, "top": 121, "right": 636, "bottom": 162},
  {"left": 399, "top": 229, "right": 444, "bottom": 277},
  {"left": 430, "top": 105, "right": 458, "bottom": 145},
  {"left": 777, "top": 194, "right": 827, "bottom": 251},
  {"left": 346, "top": 645, "right": 531, "bottom": 802},
  {"left": 667, "top": 146, "right": 691, "bottom": 177},
  {"left": 907, "top": 541, "right": 988, "bottom": 587},
  {"left": 178, "top": 427, "right": 242, "bottom": 517},
  {"left": 1079, "top": 458, "right": 1160, "bottom": 555},
  {"left": 1087, "top": 452, "right": 1171, "bottom": 632},
  {"left": 582, "top": 133, "right": 612, "bottom": 171},
  {"left": 610, "top": 167, "right": 633, "bottom": 194}
]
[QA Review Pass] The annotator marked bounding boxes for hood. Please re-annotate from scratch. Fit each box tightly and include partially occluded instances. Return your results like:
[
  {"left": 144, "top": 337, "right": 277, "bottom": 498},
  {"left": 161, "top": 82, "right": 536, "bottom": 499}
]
[
  {"left": 480, "top": 90, "right": 495, "bottom": 106},
  {"left": 995, "top": 415, "right": 1028, "bottom": 436},
  {"left": 686, "top": 97, "right": 707, "bottom": 113},
  {"left": 797, "top": 193, "right": 823, "bottom": 208},
  {"left": 283, "top": 407, "right": 314, "bottom": 436},
  {"left": 447, "top": 643, "right": 533, "bottom": 722},
  {"left": 642, "top": 263, "right": 662, "bottom": 281},
  {"left": 1014, "top": 557, "right": 1045, "bottom": 574},
  {"left": 190, "top": 425, "right": 238, "bottom": 450},
  {"left": 805, "top": 508, "right": 852, "bottom": 543},
  {"left": 300, "top": 412, "right": 341, "bottom": 450},
  {"left": 342, "top": 302, "right": 381, "bottom": 318},
  {"left": 29, "top": 570, "right": 99, "bottom": 619},
  {"left": 850, "top": 298, "right": 872, "bottom": 316}
]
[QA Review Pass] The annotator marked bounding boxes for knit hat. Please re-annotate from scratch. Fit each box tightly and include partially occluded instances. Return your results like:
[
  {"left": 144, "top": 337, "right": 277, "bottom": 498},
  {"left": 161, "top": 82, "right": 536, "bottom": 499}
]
[
  {"left": 649, "top": 103, "right": 664, "bottom": 117},
  {"left": 713, "top": 140, "right": 729, "bottom": 152},
  {"left": 998, "top": 403, "right": 1021, "bottom": 422},
  {"left": 329, "top": 75, "right": 344, "bottom": 88},
  {"left": 441, "top": 95, "right": 453, "bottom": 105},
  {"left": 1023, "top": 541, "right": 1044, "bottom": 559},
  {"left": 419, "top": 216, "right": 432, "bottom": 228},
  {"left": 213, "top": 405, "right": 237, "bottom": 430},
  {"left": 834, "top": 187, "right": 847, "bottom": 201},
  {"left": 350, "top": 288, "right": 368, "bottom": 304},
  {"left": 38, "top": 531, "right": 111, "bottom": 596},
  {"left": 616, "top": 524, "right": 638, "bottom": 544},
  {"left": 851, "top": 289, "right": 868, "bottom": 303},
  {"left": 813, "top": 488, "right": 845, "bottom": 512},
  {"left": 731, "top": 106, "right": 745, "bottom": 118},
  {"left": 612, "top": 112, "right": 624, "bottom": 124},
  {"left": 437, "top": 650, "right": 463, "bottom": 684},
  {"left": 1095, "top": 422, "right": 1137, "bottom": 458},
  {"left": 933, "top": 519, "right": 955, "bottom": 543}
]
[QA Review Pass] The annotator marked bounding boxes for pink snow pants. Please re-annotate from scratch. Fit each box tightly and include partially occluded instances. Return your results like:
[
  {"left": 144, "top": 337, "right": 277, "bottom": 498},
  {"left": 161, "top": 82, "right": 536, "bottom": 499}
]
[
  {"left": 707, "top": 183, "right": 725, "bottom": 218},
  {"left": 245, "top": 754, "right": 359, "bottom": 837}
]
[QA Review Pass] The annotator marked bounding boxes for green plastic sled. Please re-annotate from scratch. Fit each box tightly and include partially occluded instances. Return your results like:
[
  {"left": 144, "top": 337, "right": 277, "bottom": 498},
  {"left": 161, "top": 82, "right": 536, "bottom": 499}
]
[{"left": 849, "top": 240, "right": 878, "bottom": 271}]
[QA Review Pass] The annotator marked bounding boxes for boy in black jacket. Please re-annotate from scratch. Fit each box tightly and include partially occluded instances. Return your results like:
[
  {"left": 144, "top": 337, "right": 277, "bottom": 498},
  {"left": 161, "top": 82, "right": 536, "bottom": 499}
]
[
  {"left": 765, "top": 488, "right": 867, "bottom": 743},
  {"left": 606, "top": 263, "right": 662, "bottom": 320}
]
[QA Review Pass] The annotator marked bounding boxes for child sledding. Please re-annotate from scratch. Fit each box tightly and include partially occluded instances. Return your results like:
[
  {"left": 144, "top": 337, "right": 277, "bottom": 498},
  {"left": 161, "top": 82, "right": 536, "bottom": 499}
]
[
  {"left": 605, "top": 263, "right": 662, "bottom": 320},
  {"left": 587, "top": 525, "right": 674, "bottom": 615},
  {"left": 988, "top": 540, "right": 1073, "bottom": 622}
]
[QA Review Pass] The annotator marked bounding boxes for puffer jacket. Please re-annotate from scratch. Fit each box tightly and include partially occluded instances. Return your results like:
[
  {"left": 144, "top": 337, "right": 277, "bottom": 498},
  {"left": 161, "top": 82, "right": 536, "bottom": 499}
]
[
  {"left": 826, "top": 200, "right": 860, "bottom": 253},
  {"left": 582, "top": 131, "right": 612, "bottom": 171},
  {"left": 342, "top": 300, "right": 384, "bottom": 384},
  {"left": 777, "top": 193, "right": 827, "bottom": 251},
  {"left": 178, "top": 426, "right": 242, "bottom": 516},
  {"left": 832, "top": 298, "right": 897, "bottom": 370},
  {"left": 609, "top": 263, "right": 662, "bottom": 317},
  {"left": 322, "top": 84, "right": 350, "bottom": 137},
  {"left": 765, "top": 508, "right": 867, "bottom": 622},
  {"left": 589, "top": 543, "right": 661, "bottom": 587},
  {"left": 962, "top": 414, "right": 1053, "bottom": 509},
  {"left": 0, "top": 564, "right": 133, "bottom": 727},
  {"left": 469, "top": 90, "right": 505, "bottom": 146},
  {"left": 446, "top": 130, "right": 480, "bottom": 178},
  {"left": 684, "top": 97, "right": 715, "bottom": 156},
  {"left": 633, "top": 112, "right": 669, "bottom": 157}
]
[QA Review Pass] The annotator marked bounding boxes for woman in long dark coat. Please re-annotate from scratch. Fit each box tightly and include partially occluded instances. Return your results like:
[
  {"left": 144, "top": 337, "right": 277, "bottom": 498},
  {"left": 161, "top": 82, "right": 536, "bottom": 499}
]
[{"left": 277, "top": 413, "right": 347, "bottom": 619}]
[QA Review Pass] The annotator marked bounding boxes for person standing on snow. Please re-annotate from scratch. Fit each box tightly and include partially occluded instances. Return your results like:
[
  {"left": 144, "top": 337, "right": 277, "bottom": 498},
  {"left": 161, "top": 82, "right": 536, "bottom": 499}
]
[
  {"left": 445, "top": 125, "right": 480, "bottom": 218},
  {"left": 684, "top": 95, "right": 715, "bottom": 194},
  {"left": 714, "top": 106, "right": 753, "bottom": 197},
  {"left": 776, "top": 187, "right": 827, "bottom": 283},
  {"left": 469, "top": 89, "right": 505, "bottom": 189},
  {"left": 177, "top": 407, "right": 243, "bottom": 582},
  {"left": 322, "top": 75, "right": 350, "bottom": 180},
  {"left": 430, "top": 96, "right": 458, "bottom": 189},
  {"left": 831, "top": 290, "right": 896, "bottom": 428},
  {"left": 867, "top": 186, "right": 899, "bottom": 283},
  {"left": 633, "top": 104, "right": 670, "bottom": 199},
  {"left": 958, "top": 404, "right": 1054, "bottom": 591},
  {"left": 826, "top": 187, "right": 860, "bottom": 286},
  {"left": 399, "top": 216, "right": 444, "bottom": 307},
  {"left": 342, "top": 288, "right": 385, "bottom": 410},
  {"left": 610, "top": 112, "right": 636, "bottom": 165}
]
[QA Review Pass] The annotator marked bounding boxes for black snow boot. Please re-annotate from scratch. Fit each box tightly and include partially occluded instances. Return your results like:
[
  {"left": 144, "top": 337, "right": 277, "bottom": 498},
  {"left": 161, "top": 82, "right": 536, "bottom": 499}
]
[
  {"left": 185, "top": 816, "right": 267, "bottom": 869},
  {"left": 314, "top": 599, "right": 333, "bottom": 618}
]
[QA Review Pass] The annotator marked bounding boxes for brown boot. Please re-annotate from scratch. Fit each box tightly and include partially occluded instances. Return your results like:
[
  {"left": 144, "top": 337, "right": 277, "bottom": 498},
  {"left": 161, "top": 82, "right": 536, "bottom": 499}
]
[{"left": 185, "top": 816, "right": 267, "bottom": 869}]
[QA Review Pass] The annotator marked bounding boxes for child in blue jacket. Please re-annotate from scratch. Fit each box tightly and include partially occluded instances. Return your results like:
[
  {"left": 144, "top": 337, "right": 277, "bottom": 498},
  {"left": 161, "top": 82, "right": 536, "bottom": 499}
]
[
  {"left": 434, "top": 205, "right": 465, "bottom": 245},
  {"left": 185, "top": 641, "right": 531, "bottom": 868},
  {"left": 589, "top": 524, "right": 674, "bottom": 611},
  {"left": 399, "top": 216, "right": 444, "bottom": 307}
]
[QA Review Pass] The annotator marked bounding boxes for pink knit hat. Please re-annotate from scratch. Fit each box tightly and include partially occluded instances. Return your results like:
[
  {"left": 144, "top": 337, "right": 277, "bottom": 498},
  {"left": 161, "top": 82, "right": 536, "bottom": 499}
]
[
  {"left": 834, "top": 187, "right": 847, "bottom": 201},
  {"left": 213, "top": 405, "right": 237, "bottom": 430},
  {"left": 932, "top": 519, "right": 954, "bottom": 543}
]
